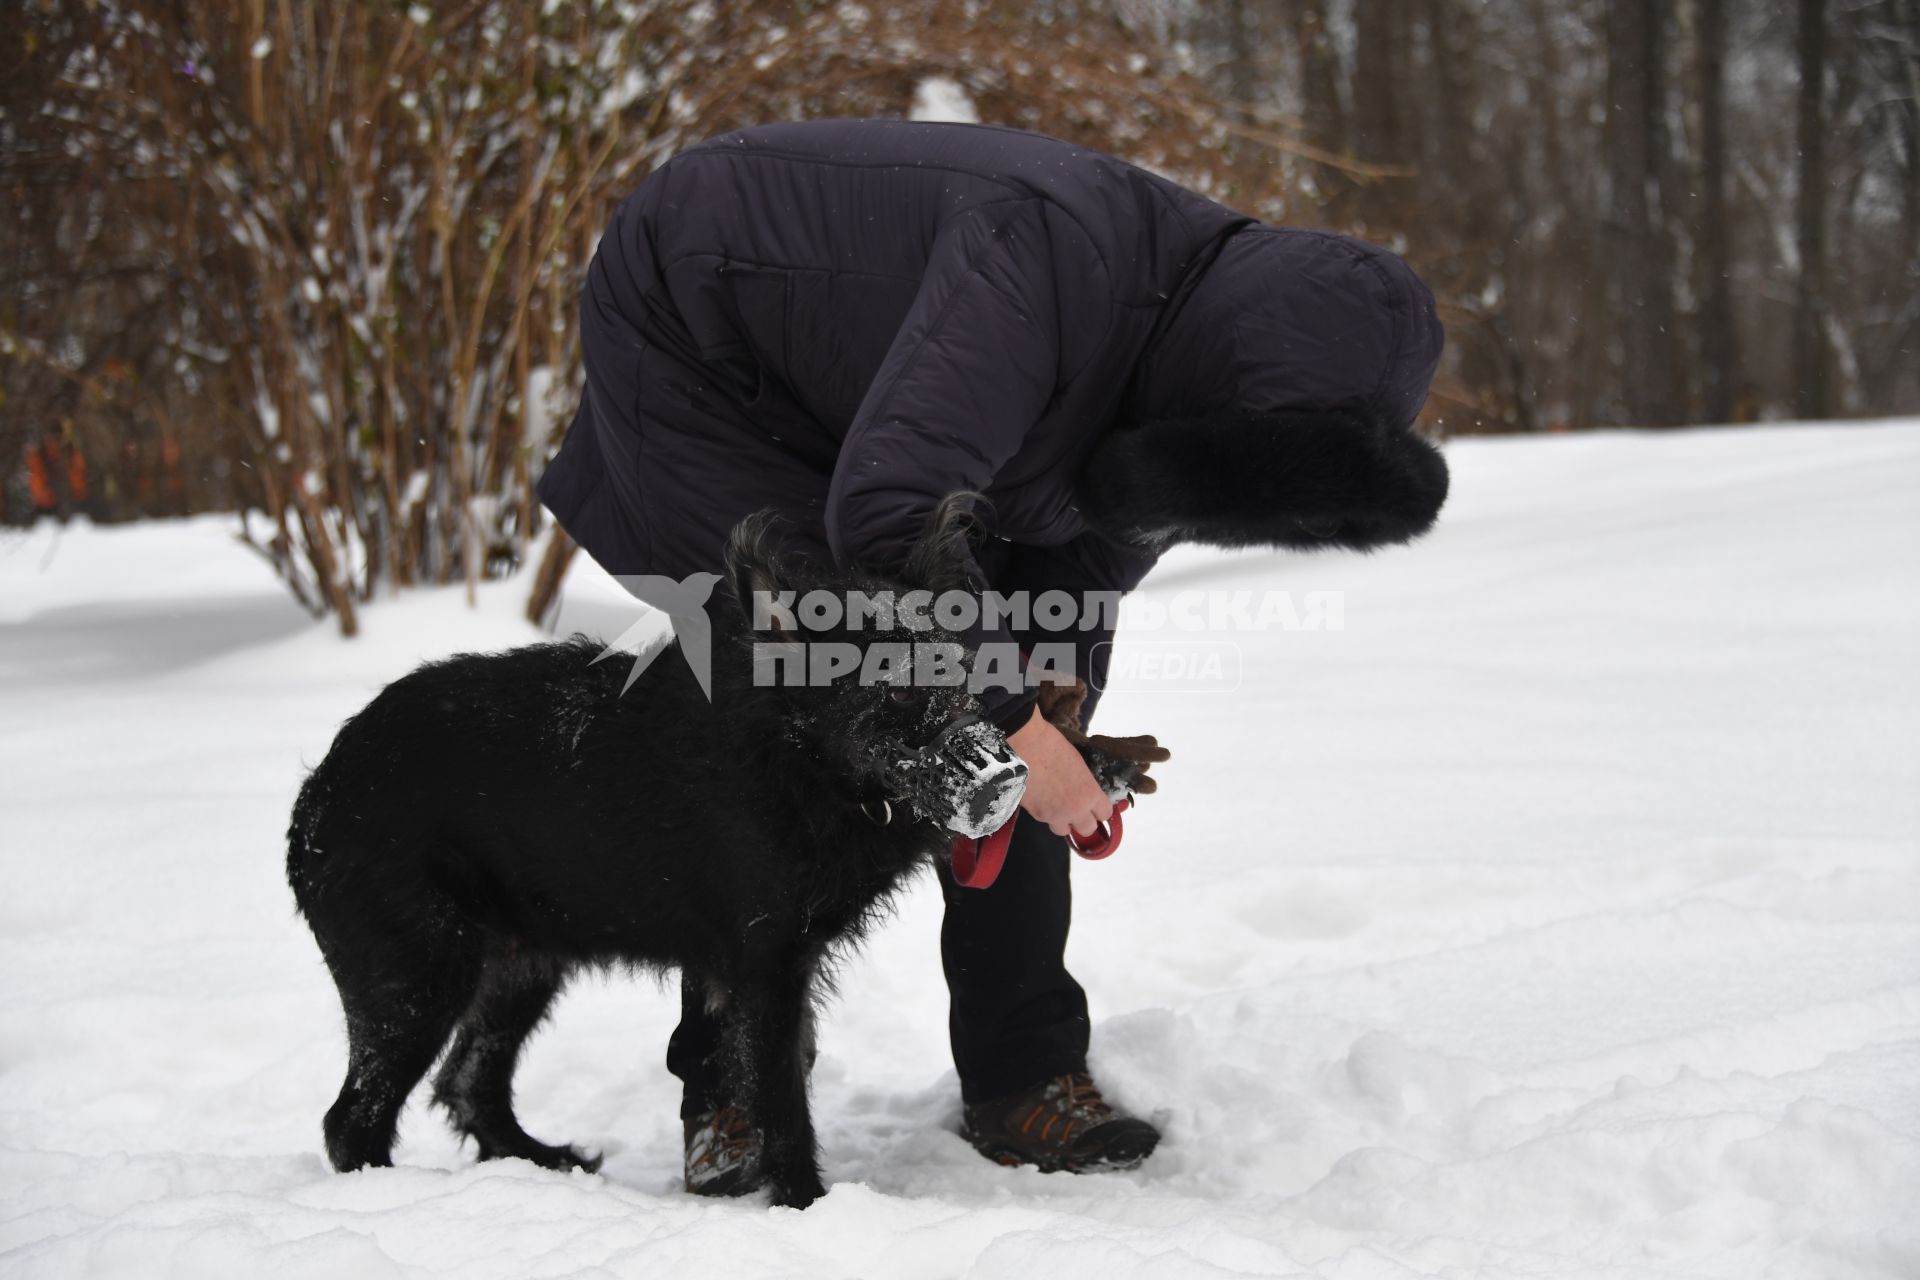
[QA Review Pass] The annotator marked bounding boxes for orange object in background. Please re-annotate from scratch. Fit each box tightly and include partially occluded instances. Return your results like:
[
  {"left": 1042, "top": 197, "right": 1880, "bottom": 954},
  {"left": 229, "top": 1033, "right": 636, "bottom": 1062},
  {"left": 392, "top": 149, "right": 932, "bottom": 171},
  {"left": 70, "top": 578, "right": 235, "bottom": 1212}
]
[
  {"left": 68, "top": 446, "right": 89, "bottom": 503},
  {"left": 26, "top": 443, "right": 55, "bottom": 511},
  {"left": 161, "top": 434, "right": 184, "bottom": 503}
]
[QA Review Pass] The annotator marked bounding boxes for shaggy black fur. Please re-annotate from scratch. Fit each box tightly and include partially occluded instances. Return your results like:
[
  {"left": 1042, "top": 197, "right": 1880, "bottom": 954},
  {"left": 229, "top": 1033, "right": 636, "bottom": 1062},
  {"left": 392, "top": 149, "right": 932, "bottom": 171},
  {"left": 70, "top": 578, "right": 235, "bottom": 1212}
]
[
  {"left": 1075, "top": 409, "right": 1450, "bottom": 553},
  {"left": 287, "top": 498, "right": 1085, "bottom": 1209}
]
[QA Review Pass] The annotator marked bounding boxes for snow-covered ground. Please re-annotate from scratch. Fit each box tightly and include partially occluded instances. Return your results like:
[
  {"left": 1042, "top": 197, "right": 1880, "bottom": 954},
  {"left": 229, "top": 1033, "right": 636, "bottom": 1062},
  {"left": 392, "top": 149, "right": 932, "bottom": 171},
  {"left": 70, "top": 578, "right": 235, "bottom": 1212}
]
[{"left": 2, "top": 423, "right": 1916, "bottom": 1279}]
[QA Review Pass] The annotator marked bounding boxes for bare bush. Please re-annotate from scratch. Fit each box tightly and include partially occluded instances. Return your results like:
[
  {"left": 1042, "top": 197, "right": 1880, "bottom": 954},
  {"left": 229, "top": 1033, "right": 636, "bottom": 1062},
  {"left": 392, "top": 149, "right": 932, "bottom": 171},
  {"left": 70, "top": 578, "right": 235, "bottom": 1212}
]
[{"left": 6, "top": 0, "right": 1278, "bottom": 631}]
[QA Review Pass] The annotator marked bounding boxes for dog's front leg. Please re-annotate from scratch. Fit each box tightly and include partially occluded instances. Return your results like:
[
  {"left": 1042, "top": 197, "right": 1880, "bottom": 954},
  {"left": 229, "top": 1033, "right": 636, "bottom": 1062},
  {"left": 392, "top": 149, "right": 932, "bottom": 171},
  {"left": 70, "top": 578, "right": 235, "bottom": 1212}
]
[{"left": 728, "top": 967, "right": 825, "bottom": 1208}]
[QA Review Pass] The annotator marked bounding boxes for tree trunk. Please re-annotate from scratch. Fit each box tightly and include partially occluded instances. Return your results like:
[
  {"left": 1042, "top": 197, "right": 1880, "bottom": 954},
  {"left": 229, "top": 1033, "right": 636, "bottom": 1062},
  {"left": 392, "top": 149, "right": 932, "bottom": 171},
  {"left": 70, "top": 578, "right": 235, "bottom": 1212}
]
[
  {"left": 1794, "top": 0, "right": 1830, "bottom": 419},
  {"left": 1638, "top": 0, "right": 1683, "bottom": 424},
  {"left": 1905, "top": 0, "right": 1920, "bottom": 280},
  {"left": 1294, "top": 0, "right": 1345, "bottom": 156},
  {"left": 1695, "top": 0, "right": 1737, "bottom": 422},
  {"left": 1351, "top": 0, "right": 1406, "bottom": 169},
  {"left": 1224, "top": 0, "right": 1255, "bottom": 111},
  {"left": 1221, "top": 0, "right": 1256, "bottom": 167},
  {"left": 1423, "top": 0, "right": 1472, "bottom": 206},
  {"left": 525, "top": 525, "right": 578, "bottom": 629},
  {"left": 1605, "top": 0, "right": 1683, "bottom": 426}
]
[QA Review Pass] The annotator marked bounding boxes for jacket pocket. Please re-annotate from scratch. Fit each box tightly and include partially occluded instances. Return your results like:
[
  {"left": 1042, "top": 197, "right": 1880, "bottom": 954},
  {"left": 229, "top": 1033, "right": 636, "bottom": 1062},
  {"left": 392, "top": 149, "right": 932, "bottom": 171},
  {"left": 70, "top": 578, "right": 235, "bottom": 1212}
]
[{"left": 709, "top": 262, "right": 789, "bottom": 408}]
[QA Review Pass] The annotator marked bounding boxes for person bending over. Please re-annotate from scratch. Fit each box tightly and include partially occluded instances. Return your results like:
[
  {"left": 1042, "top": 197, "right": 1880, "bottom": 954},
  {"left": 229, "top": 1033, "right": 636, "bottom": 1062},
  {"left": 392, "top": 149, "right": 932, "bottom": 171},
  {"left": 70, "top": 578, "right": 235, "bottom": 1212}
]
[{"left": 538, "top": 118, "right": 1448, "bottom": 1191}]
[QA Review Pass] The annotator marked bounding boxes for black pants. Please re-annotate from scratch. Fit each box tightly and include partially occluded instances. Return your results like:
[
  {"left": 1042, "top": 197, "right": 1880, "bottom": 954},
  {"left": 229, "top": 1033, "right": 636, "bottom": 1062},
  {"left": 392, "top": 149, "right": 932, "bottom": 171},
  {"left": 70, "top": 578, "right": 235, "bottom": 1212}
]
[{"left": 668, "top": 539, "right": 1110, "bottom": 1116}]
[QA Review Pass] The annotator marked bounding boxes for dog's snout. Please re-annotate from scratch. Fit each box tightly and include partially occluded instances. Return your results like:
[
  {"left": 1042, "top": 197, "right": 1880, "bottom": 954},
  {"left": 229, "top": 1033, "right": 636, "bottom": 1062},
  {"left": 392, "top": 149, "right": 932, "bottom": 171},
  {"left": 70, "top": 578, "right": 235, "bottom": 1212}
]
[{"left": 918, "top": 717, "right": 1027, "bottom": 839}]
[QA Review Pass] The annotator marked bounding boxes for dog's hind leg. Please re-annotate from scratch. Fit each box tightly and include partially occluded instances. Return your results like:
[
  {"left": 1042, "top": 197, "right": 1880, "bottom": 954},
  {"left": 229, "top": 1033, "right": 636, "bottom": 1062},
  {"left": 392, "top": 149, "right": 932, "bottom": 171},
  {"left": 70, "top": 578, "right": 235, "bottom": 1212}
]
[
  {"left": 318, "top": 899, "right": 484, "bottom": 1171},
  {"left": 431, "top": 949, "right": 600, "bottom": 1173}
]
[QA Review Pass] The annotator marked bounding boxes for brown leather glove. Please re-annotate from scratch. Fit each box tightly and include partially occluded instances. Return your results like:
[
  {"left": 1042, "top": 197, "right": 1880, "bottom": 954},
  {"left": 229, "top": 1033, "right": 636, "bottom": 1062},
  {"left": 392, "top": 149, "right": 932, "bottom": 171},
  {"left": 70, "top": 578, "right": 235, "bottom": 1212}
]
[{"left": 1035, "top": 678, "right": 1171, "bottom": 796}]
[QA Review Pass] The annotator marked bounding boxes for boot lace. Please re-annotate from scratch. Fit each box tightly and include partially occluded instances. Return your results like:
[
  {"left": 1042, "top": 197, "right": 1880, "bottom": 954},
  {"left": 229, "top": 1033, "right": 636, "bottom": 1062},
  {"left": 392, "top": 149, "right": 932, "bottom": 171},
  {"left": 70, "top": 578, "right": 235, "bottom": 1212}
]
[{"left": 1019, "top": 1071, "right": 1116, "bottom": 1145}]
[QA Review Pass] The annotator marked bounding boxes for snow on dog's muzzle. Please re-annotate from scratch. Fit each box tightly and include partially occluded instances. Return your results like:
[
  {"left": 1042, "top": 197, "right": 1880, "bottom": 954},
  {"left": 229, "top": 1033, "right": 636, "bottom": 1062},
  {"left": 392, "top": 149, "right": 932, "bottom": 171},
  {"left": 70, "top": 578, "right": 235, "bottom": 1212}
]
[{"left": 901, "top": 715, "right": 1028, "bottom": 839}]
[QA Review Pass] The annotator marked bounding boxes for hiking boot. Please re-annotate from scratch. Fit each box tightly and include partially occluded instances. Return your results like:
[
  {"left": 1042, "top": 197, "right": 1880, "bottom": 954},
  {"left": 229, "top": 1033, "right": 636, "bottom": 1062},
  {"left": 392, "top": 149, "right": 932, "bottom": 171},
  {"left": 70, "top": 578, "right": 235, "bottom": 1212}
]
[
  {"left": 683, "top": 1104, "right": 762, "bottom": 1196},
  {"left": 961, "top": 1071, "right": 1160, "bottom": 1173}
]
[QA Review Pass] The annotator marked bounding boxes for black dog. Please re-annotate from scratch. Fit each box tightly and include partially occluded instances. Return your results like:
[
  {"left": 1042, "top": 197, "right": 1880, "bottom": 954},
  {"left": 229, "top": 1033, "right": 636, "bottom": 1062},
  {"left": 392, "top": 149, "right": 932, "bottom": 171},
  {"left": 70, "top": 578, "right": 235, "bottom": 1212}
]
[{"left": 287, "top": 500, "right": 1124, "bottom": 1208}]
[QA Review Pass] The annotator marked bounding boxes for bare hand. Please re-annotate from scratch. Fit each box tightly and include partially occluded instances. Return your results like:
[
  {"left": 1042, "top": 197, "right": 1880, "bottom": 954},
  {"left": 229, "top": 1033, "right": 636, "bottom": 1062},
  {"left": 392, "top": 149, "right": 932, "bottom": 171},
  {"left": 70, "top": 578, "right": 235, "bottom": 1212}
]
[{"left": 1006, "top": 708, "right": 1113, "bottom": 838}]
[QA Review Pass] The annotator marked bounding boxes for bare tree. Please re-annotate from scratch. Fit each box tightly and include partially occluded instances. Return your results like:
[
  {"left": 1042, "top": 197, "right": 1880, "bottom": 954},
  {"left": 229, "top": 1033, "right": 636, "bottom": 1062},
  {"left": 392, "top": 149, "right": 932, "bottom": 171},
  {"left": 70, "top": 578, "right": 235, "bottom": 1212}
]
[
  {"left": 1796, "top": 0, "right": 1832, "bottom": 418},
  {"left": 1605, "top": 0, "right": 1684, "bottom": 426},
  {"left": 1696, "top": 0, "right": 1739, "bottom": 423},
  {"left": 1295, "top": 0, "right": 1347, "bottom": 162}
]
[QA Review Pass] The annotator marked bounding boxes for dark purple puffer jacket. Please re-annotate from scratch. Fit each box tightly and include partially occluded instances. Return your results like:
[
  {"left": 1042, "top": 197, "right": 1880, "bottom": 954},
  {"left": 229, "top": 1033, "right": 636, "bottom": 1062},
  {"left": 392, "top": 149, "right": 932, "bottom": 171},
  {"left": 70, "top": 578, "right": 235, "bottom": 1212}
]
[{"left": 538, "top": 119, "right": 1444, "bottom": 722}]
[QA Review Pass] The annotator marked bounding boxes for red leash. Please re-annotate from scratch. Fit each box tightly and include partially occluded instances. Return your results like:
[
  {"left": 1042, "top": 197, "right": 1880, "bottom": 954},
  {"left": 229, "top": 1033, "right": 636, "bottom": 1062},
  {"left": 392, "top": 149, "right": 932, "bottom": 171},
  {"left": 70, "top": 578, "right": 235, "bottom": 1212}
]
[{"left": 950, "top": 797, "right": 1131, "bottom": 890}]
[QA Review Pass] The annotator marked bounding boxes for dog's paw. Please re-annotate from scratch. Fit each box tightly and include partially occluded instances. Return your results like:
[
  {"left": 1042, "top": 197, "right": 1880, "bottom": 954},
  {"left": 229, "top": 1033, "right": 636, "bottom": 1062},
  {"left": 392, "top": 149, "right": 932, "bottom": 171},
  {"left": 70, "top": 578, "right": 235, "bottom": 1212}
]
[
  {"left": 767, "top": 1171, "right": 827, "bottom": 1210},
  {"left": 475, "top": 1138, "right": 603, "bottom": 1174}
]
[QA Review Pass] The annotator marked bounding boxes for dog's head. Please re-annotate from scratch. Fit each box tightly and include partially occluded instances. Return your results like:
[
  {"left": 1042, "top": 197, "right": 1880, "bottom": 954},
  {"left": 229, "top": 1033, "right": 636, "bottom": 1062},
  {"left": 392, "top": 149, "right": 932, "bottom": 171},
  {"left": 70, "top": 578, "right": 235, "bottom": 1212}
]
[{"left": 722, "top": 495, "right": 1027, "bottom": 838}]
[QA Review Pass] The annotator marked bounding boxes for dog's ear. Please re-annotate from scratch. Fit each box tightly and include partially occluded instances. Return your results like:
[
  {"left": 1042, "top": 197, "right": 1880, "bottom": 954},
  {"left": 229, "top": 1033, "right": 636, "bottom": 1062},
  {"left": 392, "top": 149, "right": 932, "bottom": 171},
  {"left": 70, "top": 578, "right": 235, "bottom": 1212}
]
[
  {"left": 724, "top": 510, "right": 797, "bottom": 636},
  {"left": 902, "top": 492, "right": 985, "bottom": 595}
]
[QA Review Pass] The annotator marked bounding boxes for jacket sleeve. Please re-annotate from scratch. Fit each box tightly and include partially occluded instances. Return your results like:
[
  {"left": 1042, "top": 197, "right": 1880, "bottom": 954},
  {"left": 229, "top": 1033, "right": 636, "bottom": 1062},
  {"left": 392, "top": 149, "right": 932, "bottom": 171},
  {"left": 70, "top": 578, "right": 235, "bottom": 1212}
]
[
  {"left": 995, "top": 529, "right": 1161, "bottom": 726},
  {"left": 825, "top": 198, "right": 1063, "bottom": 726},
  {"left": 826, "top": 198, "right": 1059, "bottom": 567}
]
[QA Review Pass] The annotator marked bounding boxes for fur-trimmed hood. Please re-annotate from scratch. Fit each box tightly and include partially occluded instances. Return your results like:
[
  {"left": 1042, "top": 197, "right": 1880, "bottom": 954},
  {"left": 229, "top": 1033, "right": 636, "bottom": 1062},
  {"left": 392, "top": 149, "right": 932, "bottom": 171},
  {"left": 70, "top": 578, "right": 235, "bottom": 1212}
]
[{"left": 1078, "top": 226, "right": 1449, "bottom": 552}]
